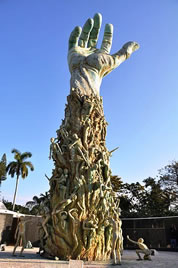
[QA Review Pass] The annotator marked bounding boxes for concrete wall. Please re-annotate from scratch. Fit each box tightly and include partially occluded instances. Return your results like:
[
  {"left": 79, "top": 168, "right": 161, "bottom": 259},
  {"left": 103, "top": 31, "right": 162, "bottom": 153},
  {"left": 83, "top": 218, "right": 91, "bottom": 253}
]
[
  {"left": 0, "top": 213, "right": 42, "bottom": 246},
  {"left": 0, "top": 213, "right": 13, "bottom": 244},
  {"left": 24, "top": 215, "right": 42, "bottom": 246},
  {"left": 122, "top": 216, "right": 178, "bottom": 249}
]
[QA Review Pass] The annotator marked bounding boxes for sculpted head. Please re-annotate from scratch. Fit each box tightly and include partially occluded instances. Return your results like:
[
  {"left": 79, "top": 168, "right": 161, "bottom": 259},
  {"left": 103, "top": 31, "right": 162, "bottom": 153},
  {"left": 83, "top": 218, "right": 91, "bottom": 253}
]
[
  {"left": 64, "top": 168, "right": 68, "bottom": 175},
  {"left": 58, "top": 168, "right": 63, "bottom": 175},
  {"left": 71, "top": 209, "right": 78, "bottom": 219},
  {"left": 60, "top": 211, "right": 68, "bottom": 220},
  {"left": 19, "top": 216, "right": 25, "bottom": 221},
  {"left": 50, "top": 137, "right": 55, "bottom": 143},
  {"left": 118, "top": 208, "right": 121, "bottom": 216},
  {"left": 138, "top": 238, "right": 144, "bottom": 243}
]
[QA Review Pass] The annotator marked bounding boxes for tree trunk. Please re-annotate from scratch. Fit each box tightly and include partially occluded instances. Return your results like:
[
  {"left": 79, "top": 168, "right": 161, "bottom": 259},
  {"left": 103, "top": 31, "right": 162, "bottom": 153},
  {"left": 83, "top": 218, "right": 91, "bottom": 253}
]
[{"left": 12, "top": 175, "right": 19, "bottom": 211}]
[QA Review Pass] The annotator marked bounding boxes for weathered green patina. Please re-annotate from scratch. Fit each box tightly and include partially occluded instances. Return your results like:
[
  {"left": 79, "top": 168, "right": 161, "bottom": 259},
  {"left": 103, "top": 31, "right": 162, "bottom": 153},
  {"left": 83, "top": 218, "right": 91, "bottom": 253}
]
[{"left": 41, "top": 13, "right": 139, "bottom": 263}]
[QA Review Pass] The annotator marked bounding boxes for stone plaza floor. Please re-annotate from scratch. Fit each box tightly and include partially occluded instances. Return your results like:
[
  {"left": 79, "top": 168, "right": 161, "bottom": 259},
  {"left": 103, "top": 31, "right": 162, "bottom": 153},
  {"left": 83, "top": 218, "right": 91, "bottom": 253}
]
[{"left": 0, "top": 247, "right": 178, "bottom": 268}]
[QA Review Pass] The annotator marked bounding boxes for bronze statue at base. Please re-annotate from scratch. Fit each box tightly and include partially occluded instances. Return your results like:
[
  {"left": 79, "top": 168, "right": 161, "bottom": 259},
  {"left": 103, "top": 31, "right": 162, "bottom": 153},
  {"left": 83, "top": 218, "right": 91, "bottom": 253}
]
[{"left": 127, "top": 235, "right": 153, "bottom": 261}]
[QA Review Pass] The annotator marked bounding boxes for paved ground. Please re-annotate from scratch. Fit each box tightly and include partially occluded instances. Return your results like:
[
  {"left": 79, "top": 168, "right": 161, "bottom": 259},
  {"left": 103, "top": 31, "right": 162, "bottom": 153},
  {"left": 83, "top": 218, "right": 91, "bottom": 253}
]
[{"left": 0, "top": 247, "right": 178, "bottom": 268}]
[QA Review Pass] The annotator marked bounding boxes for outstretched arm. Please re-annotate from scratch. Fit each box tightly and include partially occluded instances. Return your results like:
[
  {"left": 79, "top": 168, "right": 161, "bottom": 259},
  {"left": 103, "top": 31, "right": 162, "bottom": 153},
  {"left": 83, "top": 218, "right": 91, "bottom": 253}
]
[
  {"left": 68, "top": 208, "right": 78, "bottom": 219},
  {"left": 127, "top": 235, "right": 138, "bottom": 245}
]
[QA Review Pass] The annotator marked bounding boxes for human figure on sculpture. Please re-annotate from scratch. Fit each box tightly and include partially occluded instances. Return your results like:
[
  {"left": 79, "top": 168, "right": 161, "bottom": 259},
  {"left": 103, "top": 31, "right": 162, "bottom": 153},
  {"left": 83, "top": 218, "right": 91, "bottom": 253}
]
[
  {"left": 41, "top": 211, "right": 51, "bottom": 239},
  {"left": 37, "top": 221, "right": 45, "bottom": 255},
  {"left": 90, "top": 181, "right": 101, "bottom": 208},
  {"left": 68, "top": 208, "right": 80, "bottom": 256},
  {"left": 52, "top": 210, "right": 72, "bottom": 247},
  {"left": 12, "top": 216, "right": 30, "bottom": 257},
  {"left": 73, "top": 175, "right": 86, "bottom": 218},
  {"left": 82, "top": 117, "right": 91, "bottom": 149},
  {"left": 49, "top": 168, "right": 62, "bottom": 189},
  {"left": 69, "top": 133, "right": 89, "bottom": 177},
  {"left": 52, "top": 193, "right": 77, "bottom": 216},
  {"left": 57, "top": 123, "right": 69, "bottom": 142},
  {"left": 95, "top": 219, "right": 109, "bottom": 260},
  {"left": 55, "top": 168, "right": 68, "bottom": 202},
  {"left": 81, "top": 95, "right": 94, "bottom": 122},
  {"left": 105, "top": 222, "right": 112, "bottom": 259},
  {"left": 109, "top": 213, "right": 122, "bottom": 265},
  {"left": 49, "top": 137, "right": 66, "bottom": 166},
  {"left": 49, "top": 137, "right": 62, "bottom": 159},
  {"left": 127, "top": 235, "right": 152, "bottom": 261},
  {"left": 53, "top": 210, "right": 68, "bottom": 230},
  {"left": 82, "top": 214, "right": 98, "bottom": 250}
]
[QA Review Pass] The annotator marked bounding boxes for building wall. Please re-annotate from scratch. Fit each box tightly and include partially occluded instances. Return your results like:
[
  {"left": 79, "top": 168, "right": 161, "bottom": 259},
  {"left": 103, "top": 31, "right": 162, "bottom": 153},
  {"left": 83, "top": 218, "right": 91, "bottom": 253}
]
[
  {"left": 0, "top": 213, "right": 13, "bottom": 244},
  {"left": 24, "top": 215, "right": 42, "bottom": 246},
  {"left": 122, "top": 216, "right": 178, "bottom": 250},
  {"left": 0, "top": 213, "right": 42, "bottom": 246}
]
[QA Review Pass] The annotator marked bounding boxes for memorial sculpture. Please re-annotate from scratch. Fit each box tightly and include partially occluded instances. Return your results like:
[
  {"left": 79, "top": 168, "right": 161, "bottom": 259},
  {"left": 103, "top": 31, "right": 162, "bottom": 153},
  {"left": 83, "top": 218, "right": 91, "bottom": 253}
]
[
  {"left": 109, "top": 211, "right": 123, "bottom": 265},
  {"left": 42, "top": 13, "right": 139, "bottom": 261},
  {"left": 127, "top": 235, "right": 152, "bottom": 261},
  {"left": 12, "top": 217, "right": 31, "bottom": 257}
]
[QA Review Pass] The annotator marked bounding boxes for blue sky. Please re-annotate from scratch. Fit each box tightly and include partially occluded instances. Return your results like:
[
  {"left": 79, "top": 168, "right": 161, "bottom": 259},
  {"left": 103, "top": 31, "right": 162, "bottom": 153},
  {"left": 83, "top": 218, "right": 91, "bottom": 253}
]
[{"left": 0, "top": 0, "right": 178, "bottom": 205}]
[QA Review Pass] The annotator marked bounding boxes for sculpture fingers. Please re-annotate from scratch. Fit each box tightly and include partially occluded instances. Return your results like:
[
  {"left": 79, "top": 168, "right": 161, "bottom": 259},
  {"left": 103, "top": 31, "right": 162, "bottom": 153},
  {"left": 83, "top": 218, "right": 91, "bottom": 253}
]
[
  {"left": 122, "top": 41, "right": 140, "bottom": 58},
  {"left": 78, "top": 18, "right": 94, "bottom": 48},
  {"left": 100, "top": 24, "right": 113, "bottom": 54},
  {"left": 87, "top": 13, "right": 102, "bottom": 48},
  {"left": 68, "top": 26, "right": 82, "bottom": 51},
  {"left": 112, "top": 41, "right": 140, "bottom": 68}
]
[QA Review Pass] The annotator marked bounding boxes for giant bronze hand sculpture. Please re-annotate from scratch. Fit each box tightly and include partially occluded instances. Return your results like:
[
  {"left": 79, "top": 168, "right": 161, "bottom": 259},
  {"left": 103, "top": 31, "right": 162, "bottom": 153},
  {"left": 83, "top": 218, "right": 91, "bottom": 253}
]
[
  {"left": 45, "top": 13, "right": 139, "bottom": 261},
  {"left": 68, "top": 13, "right": 139, "bottom": 97}
]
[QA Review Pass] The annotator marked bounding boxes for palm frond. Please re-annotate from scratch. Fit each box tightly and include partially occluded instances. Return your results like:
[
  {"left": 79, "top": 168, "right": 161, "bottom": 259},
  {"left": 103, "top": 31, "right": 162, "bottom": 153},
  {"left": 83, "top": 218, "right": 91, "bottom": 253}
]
[
  {"left": 11, "top": 150, "right": 21, "bottom": 162},
  {"left": 21, "top": 152, "right": 32, "bottom": 161},
  {"left": 6, "top": 161, "right": 17, "bottom": 171},
  {"left": 24, "top": 161, "right": 34, "bottom": 171},
  {"left": 21, "top": 164, "right": 28, "bottom": 178},
  {"left": 26, "top": 200, "right": 36, "bottom": 206},
  {"left": 6, "top": 162, "right": 18, "bottom": 177},
  {"left": 11, "top": 149, "right": 21, "bottom": 155},
  {"left": 33, "top": 196, "right": 41, "bottom": 204}
]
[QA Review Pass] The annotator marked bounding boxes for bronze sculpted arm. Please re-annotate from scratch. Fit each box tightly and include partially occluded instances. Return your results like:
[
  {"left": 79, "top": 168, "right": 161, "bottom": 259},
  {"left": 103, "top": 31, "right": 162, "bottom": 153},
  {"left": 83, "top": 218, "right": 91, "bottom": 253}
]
[
  {"left": 68, "top": 13, "right": 139, "bottom": 97},
  {"left": 127, "top": 235, "right": 138, "bottom": 245}
]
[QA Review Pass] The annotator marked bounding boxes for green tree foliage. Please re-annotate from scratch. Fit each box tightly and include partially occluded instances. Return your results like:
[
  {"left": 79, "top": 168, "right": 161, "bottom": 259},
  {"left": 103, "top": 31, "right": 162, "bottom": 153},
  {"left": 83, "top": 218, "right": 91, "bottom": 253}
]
[
  {"left": 141, "top": 177, "right": 175, "bottom": 216},
  {"left": 159, "top": 161, "right": 178, "bottom": 185},
  {"left": 0, "top": 153, "right": 7, "bottom": 184},
  {"left": 118, "top": 161, "right": 178, "bottom": 217},
  {"left": 2, "top": 191, "right": 50, "bottom": 215},
  {"left": 2, "top": 199, "right": 30, "bottom": 214},
  {"left": 118, "top": 182, "right": 146, "bottom": 217},
  {"left": 159, "top": 161, "right": 178, "bottom": 212},
  {"left": 6, "top": 149, "right": 34, "bottom": 211}
]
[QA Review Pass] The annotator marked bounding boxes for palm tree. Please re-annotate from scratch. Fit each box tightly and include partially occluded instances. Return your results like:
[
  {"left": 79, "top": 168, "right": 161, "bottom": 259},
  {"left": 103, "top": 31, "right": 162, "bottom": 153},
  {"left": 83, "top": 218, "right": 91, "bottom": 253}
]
[
  {"left": 26, "top": 191, "right": 50, "bottom": 215},
  {"left": 6, "top": 149, "right": 34, "bottom": 211},
  {"left": 26, "top": 195, "right": 42, "bottom": 215}
]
